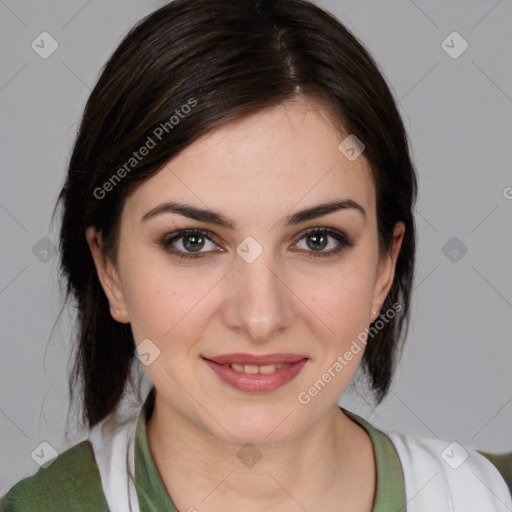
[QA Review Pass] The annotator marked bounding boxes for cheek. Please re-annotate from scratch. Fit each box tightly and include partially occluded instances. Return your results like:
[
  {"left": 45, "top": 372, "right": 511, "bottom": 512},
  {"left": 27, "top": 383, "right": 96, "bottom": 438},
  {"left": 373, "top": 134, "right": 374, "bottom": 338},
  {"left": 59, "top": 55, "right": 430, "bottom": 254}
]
[
  {"left": 293, "top": 259, "right": 377, "bottom": 344},
  {"left": 125, "top": 267, "right": 217, "bottom": 395},
  {"left": 122, "top": 259, "right": 218, "bottom": 347}
]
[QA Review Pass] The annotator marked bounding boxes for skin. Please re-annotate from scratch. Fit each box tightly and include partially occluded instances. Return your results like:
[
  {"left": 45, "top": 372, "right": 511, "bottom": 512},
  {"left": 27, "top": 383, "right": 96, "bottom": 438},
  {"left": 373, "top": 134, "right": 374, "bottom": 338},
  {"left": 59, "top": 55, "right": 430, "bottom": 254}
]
[{"left": 86, "top": 96, "right": 404, "bottom": 512}]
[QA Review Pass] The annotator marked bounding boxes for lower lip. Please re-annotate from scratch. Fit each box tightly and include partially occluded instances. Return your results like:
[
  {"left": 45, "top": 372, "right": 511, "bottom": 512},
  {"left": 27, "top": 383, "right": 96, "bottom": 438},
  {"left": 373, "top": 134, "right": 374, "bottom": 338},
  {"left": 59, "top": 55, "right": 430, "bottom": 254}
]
[{"left": 203, "top": 358, "right": 308, "bottom": 393}]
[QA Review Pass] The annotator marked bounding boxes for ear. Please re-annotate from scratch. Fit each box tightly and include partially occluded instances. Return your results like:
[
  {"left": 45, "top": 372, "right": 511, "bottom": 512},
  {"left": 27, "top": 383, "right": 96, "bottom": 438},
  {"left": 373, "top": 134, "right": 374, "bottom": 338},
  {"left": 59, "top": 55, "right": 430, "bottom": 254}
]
[
  {"left": 85, "top": 226, "right": 130, "bottom": 324},
  {"left": 370, "top": 221, "right": 405, "bottom": 322}
]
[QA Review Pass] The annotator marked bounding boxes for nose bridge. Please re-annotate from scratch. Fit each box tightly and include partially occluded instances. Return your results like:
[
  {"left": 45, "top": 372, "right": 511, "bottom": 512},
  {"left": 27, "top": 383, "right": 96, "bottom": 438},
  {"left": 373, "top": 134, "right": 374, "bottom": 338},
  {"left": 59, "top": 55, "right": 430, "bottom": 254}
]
[{"left": 223, "top": 244, "right": 293, "bottom": 341}]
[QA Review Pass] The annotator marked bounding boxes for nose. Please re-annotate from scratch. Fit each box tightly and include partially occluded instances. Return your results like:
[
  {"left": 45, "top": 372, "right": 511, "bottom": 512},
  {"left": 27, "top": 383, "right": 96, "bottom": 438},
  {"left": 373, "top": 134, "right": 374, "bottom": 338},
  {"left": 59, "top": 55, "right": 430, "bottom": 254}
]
[{"left": 220, "top": 248, "right": 294, "bottom": 343}]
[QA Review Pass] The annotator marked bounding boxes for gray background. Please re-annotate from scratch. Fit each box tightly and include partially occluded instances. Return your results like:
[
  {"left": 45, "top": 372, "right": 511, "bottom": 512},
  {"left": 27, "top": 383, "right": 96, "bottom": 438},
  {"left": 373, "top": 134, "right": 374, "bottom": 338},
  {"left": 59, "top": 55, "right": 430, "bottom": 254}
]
[{"left": 1, "top": 0, "right": 511, "bottom": 494}]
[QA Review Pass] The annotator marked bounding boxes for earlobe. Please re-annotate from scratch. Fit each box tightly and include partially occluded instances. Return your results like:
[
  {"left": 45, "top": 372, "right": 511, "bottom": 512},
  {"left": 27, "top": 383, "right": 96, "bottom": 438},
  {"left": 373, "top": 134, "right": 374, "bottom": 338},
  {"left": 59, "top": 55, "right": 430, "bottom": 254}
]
[
  {"left": 85, "top": 226, "right": 130, "bottom": 324},
  {"left": 370, "top": 222, "right": 405, "bottom": 321}
]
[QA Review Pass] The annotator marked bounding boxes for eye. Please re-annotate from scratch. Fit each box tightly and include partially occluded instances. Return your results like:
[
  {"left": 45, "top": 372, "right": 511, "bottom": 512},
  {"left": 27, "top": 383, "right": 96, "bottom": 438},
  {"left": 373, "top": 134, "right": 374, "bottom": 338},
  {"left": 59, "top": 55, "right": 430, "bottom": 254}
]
[
  {"left": 294, "top": 228, "right": 354, "bottom": 257},
  {"left": 159, "top": 227, "right": 354, "bottom": 261},
  {"left": 159, "top": 229, "right": 221, "bottom": 259}
]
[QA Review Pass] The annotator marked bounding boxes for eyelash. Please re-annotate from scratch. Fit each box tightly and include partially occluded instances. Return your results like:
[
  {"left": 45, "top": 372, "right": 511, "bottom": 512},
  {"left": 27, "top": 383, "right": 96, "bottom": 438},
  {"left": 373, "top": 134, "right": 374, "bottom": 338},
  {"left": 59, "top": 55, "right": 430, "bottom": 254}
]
[{"left": 158, "top": 228, "right": 355, "bottom": 260}]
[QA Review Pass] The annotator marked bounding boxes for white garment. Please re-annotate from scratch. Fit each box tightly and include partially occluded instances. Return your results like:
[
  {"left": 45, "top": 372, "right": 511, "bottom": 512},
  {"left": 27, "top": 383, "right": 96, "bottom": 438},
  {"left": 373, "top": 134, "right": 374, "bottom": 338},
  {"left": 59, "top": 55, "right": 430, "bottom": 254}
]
[
  {"left": 387, "top": 431, "right": 512, "bottom": 511},
  {"left": 89, "top": 405, "right": 141, "bottom": 512},
  {"left": 90, "top": 407, "right": 512, "bottom": 512}
]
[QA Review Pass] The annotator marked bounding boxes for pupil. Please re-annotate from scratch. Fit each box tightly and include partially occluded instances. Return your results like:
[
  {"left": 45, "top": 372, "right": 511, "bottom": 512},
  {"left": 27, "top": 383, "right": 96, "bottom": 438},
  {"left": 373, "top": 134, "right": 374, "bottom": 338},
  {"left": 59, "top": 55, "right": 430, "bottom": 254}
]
[{"left": 308, "top": 234, "right": 327, "bottom": 251}]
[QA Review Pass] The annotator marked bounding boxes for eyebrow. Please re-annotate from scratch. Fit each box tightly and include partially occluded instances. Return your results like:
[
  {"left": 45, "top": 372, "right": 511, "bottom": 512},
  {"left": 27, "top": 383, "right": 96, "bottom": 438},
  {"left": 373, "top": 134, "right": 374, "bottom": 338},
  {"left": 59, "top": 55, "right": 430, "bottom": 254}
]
[{"left": 141, "top": 199, "right": 366, "bottom": 227}]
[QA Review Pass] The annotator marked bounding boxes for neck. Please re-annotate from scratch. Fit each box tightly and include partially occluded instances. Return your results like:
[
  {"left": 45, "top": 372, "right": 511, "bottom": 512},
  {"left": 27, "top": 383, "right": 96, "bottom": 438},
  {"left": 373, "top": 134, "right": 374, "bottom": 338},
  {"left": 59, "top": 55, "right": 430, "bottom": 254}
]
[{"left": 146, "top": 394, "right": 376, "bottom": 512}]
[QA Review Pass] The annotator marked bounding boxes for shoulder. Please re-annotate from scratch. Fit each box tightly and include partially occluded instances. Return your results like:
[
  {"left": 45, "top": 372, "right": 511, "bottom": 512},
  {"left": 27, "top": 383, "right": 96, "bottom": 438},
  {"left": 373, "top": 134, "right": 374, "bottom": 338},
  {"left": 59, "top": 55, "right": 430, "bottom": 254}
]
[
  {"left": 386, "top": 431, "right": 512, "bottom": 510},
  {"left": 0, "top": 440, "right": 109, "bottom": 512},
  {"left": 478, "top": 450, "right": 512, "bottom": 496}
]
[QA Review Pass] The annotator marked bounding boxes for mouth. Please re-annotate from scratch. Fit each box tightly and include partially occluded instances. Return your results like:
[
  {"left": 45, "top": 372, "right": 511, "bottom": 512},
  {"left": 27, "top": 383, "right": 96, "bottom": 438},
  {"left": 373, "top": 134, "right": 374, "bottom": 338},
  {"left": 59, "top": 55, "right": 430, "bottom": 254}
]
[
  {"left": 214, "top": 362, "right": 290, "bottom": 374},
  {"left": 202, "top": 353, "right": 308, "bottom": 393}
]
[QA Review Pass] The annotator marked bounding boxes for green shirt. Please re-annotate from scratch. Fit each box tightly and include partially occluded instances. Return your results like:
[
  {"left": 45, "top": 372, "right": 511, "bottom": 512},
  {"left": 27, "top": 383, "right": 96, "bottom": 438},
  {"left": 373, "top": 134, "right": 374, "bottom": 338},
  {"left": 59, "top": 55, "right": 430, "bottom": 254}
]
[{"left": 9, "top": 388, "right": 509, "bottom": 511}]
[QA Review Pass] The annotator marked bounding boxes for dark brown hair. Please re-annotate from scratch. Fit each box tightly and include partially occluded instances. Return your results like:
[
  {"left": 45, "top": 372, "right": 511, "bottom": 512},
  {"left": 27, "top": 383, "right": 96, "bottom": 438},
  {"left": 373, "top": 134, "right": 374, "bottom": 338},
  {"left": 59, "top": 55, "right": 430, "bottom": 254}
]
[{"left": 55, "top": 0, "right": 417, "bottom": 429}]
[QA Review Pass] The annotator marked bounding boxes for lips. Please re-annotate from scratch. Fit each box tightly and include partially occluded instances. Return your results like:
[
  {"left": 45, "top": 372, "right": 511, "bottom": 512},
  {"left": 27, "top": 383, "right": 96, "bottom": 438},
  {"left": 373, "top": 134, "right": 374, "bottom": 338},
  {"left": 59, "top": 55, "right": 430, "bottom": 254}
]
[{"left": 202, "top": 353, "right": 308, "bottom": 393}]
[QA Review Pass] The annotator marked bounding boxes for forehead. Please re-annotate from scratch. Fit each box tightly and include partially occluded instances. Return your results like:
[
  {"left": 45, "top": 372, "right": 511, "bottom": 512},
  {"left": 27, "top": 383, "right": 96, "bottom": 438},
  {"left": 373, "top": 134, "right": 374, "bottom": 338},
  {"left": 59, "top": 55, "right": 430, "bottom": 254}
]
[{"left": 124, "top": 97, "right": 375, "bottom": 225}]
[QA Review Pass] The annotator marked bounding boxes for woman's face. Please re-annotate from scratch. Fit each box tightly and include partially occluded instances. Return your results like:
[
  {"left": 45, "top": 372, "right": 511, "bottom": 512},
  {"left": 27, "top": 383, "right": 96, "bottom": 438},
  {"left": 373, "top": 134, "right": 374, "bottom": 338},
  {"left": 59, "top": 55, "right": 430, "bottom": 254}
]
[{"left": 88, "top": 97, "right": 404, "bottom": 446}]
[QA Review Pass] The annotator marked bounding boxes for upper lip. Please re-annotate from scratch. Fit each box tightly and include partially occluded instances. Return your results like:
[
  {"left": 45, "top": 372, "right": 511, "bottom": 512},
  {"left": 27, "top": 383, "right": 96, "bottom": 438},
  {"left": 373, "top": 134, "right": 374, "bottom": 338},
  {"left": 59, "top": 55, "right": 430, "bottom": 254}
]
[{"left": 203, "top": 353, "right": 308, "bottom": 366}]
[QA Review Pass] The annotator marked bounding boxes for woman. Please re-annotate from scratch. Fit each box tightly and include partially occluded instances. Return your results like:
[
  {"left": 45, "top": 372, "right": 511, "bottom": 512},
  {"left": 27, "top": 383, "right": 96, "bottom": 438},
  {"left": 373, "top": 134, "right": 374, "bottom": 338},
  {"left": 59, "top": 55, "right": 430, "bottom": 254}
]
[{"left": 1, "top": 0, "right": 510, "bottom": 510}]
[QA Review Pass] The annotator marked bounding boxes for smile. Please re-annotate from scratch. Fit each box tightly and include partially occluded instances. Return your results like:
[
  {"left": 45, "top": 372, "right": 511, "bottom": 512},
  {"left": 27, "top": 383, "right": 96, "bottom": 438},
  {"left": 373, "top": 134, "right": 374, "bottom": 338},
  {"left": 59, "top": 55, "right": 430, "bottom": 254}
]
[
  {"left": 202, "top": 353, "right": 308, "bottom": 393},
  {"left": 223, "top": 363, "right": 287, "bottom": 374}
]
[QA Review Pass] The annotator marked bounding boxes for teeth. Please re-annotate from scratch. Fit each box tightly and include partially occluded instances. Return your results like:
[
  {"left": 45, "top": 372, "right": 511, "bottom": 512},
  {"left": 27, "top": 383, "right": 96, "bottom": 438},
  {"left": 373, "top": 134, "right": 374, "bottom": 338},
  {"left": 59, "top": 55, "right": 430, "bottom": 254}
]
[
  {"left": 229, "top": 363, "right": 283, "bottom": 374},
  {"left": 259, "top": 364, "right": 278, "bottom": 374}
]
